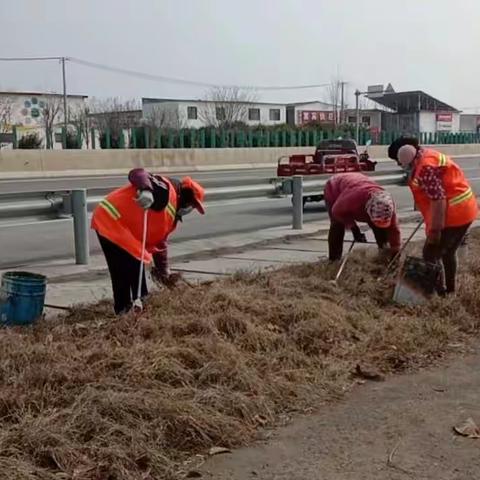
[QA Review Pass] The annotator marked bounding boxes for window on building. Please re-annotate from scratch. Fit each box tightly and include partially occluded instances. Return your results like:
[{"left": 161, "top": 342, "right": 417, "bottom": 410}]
[
  {"left": 216, "top": 107, "right": 226, "bottom": 121},
  {"left": 248, "top": 108, "right": 261, "bottom": 121},
  {"left": 362, "top": 116, "right": 371, "bottom": 126},
  {"left": 348, "top": 116, "right": 356, "bottom": 124},
  {"left": 269, "top": 108, "right": 281, "bottom": 121},
  {"left": 187, "top": 106, "right": 198, "bottom": 120}
]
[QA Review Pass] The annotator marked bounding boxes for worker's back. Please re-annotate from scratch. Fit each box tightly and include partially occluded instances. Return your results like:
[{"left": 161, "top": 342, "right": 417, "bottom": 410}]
[{"left": 325, "top": 172, "right": 382, "bottom": 206}]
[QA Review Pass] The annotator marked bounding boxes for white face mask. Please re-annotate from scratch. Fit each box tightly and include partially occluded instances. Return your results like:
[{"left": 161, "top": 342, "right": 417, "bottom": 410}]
[
  {"left": 177, "top": 206, "right": 194, "bottom": 217},
  {"left": 399, "top": 158, "right": 413, "bottom": 171}
]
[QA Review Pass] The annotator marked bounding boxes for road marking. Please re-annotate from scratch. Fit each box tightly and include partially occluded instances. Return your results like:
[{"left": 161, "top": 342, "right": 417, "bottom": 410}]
[
  {"left": 0, "top": 218, "right": 72, "bottom": 228},
  {"left": 206, "top": 197, "right": 289, "bottom": 208}
]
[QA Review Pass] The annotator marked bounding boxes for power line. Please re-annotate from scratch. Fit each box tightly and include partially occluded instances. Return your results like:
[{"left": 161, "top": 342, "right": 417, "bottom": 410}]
[
  {"left": 68, "top": 57, "right": 219, "bottom": 88},
  {"left": 0, "top": 55, "right": 332, "bottom": 91},
  {"left": 70, "top": 56, "right": 333, "bottom": 91},
  {"left": 0, "top": 56, "right": 63, "bottom": 61}
]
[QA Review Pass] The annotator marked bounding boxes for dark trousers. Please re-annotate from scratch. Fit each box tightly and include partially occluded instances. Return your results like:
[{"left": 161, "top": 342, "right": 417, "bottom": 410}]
[
  {"left": 328, "top": 221, "right": 388, "bottom": 260},
  {"left": 423, "top": 223, "right": 471, "bottom": 294},
  {"left": 98, "top": 234, "right": 148, "bottom": 315}
]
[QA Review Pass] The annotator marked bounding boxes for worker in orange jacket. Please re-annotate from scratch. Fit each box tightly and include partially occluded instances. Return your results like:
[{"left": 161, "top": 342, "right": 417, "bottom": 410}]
[
  {"left": 92, "top": 169, "right": 205, "bottom": 314},
  {"left": 389, "top": 138, "right": 478, "bottom": 294}
]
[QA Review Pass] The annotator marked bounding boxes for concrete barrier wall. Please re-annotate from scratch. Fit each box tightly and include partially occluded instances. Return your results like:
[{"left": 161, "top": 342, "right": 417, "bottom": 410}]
[
  {"left": 0, "top": 147, "right": 312, "bottom": 174},
  {"left": 367, "top": 144, "right": 480, "bottom": 158},
  {"left": 1, "top": 144, "right": 480, "bottom": 175}
]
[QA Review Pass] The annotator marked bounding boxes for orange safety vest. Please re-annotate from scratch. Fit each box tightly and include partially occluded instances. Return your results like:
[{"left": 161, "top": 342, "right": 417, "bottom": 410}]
[
  {"left": 409, "top": 149, "right": 478, "bottom": 232},
  {"left": 91, "top": 177, "right": 178, "bottom": 264}
]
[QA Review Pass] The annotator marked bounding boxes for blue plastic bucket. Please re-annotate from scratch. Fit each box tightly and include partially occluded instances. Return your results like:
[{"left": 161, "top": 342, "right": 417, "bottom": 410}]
[{"left": 0, "top": 272, "right": 47, "bottom": 326}]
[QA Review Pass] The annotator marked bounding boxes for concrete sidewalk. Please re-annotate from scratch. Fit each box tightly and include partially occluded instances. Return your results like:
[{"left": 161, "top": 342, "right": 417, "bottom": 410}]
[
  {"left": 7, "top": 220, "right": 333, "bottom": 310},
  {"left": 0, "top": 213, "right": 434, "bottom": 313}
]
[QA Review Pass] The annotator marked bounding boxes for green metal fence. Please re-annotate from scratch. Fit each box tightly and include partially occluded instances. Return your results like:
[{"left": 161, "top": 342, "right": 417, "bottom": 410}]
[
  {"left": 105, "top": 128, "right": 480, "bottom": 149},
  {"left": 9, "top": 126, "right": 480, "bottom": 149}
]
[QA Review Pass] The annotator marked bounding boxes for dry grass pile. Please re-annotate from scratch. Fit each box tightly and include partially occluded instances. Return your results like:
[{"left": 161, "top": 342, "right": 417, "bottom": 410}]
[{"left": 1, "top": 232, "right": 480, "bottom": 479}]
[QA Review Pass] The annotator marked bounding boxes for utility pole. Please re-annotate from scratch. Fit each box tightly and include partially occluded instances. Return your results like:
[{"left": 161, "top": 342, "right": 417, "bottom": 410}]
[
  {"left": 340, "top": 81, "right": 345, "bottom": 124},
  {"left": 355, "top": 89, "right": 360, "bottom": 144},
  {"left": 61, "top": 57, "right": 68, "bottom": 148}
]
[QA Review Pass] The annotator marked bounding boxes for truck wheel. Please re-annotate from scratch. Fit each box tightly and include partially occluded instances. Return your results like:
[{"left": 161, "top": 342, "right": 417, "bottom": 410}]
[{"left": 291, "top": 197, "right": 308, "bottom": 211}]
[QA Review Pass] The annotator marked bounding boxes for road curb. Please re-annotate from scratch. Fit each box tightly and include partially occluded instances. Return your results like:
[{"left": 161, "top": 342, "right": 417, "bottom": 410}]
[{"left": 30, "top": 211, "right": 423, "bottom": 284}]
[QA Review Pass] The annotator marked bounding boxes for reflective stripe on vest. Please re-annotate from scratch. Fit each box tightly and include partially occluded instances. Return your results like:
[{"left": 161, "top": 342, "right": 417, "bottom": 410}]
[
  {"left": 100, "top": 198, "right": 176, "bottom": 221},
  {"left": 438, "top": 153, "right": 447, "bottom": 167},
  {"left": 100, "top": 199, "right": 121, "bottom": 220},
  {"left": 166, "top": 202, "right": 176, "bottom": 220},
  {"left": 449, "top": 187, "right": 474, "bottom": 206}
]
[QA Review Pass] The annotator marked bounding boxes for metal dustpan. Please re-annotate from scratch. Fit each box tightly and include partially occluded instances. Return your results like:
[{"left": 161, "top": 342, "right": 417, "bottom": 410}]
[{"left": 392, "top": 256, "right": 441, "bottom": 305}]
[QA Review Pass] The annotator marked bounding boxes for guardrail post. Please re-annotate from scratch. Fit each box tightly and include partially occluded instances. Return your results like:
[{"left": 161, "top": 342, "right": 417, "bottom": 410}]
[
  {"left": 72, "top": 189, "right": 89, "bottom": 265},
  {"left": 292, "top": 175, "right": 303, "bottom": 230}
]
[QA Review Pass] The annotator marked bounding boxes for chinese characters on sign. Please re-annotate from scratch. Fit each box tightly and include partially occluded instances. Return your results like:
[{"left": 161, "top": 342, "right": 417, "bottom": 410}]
[
  {"left": 436, "top": 113, "right": 453, "bottom": 132},
  {"left": 298, "top": 110, "right": 335, "bottom": 125}
]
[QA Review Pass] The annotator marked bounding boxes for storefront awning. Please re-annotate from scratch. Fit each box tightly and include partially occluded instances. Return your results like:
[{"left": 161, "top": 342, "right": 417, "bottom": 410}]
[{"left": 368, "top": 91, "right": 459, "bottom": 114}]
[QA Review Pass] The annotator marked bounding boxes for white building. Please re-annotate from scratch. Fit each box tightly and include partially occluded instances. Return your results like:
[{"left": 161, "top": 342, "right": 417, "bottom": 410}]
[
  {"left": 345, "top": 109, "right": 383, "bottom": 131},
  {"left": 369, "top": 90, "right": 461, "bottom": 133},
  {"left": 142, "top": 98, "right": 286, "bottom": 128},
  {"left": 459, "top": 114, "right": 480, "bottom": 133},
  {"left": 0, "top": 91, "right": 87, "bottom": 148},
  {"left": 286, "top": 101, "right": 336, "bottom": 126}
]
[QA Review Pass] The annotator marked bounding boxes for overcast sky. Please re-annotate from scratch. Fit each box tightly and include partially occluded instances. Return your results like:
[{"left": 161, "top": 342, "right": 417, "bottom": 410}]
[{"left": 1, "top": 0, "right": 479, "bottom": 111}]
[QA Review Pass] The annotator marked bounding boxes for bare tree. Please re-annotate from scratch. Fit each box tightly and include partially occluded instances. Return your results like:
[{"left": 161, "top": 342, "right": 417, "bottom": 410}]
[
  {"left": 140, "top": 104, "right": 186, "bottom": 147},
  {"left": 324, "top": 78, "right": 342, "bottom": 127},
  {"left": 41, "top": 96, "right": 63, "bottom": 149},
  {"left": 0, "top": 97, "right": 13, "bottom": 134},
  {"left": 89, "top": 97, "right": 141, "bottom": 147},
  {"left": 199, "top": 87, "right": 258, "bottom": 128},
  {"left": 69, "top": 104, "right": 91, "bottom": 149},
  {"left": 0, "top": 96, "right": 14, "bottom": 149},
  {"left": 143, "top": 104, "right": 184, "bottom": 130},
  {"left": 89, "top": 97, "right": 140, "bottom": 131}
]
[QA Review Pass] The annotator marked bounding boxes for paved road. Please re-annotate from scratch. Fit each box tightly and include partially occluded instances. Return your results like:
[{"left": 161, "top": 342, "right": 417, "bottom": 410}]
[
  {"left": 0, "top": 160, "right": 408, "bottom": 194},
  {"left": 0, "top": 168, "right": 275, "bottom": 194},
  {"left": 0, "top": 157, "right": 479, "bottom": 268}
]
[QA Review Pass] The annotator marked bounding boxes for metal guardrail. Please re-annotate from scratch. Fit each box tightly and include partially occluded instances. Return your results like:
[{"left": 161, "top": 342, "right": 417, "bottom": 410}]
[
  {"left": 0, "top": 192, "right": 65, "bottom": 220},
  {"left": 0, "top": 168, "right": 405, "bottom": 265}
]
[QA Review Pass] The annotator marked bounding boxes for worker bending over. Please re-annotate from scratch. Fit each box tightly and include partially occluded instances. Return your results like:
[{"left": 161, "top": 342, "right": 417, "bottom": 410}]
[
  {"left": 324, "top": 172, "right": 401, "bottom": 261},
  {"left": 390, "top": 138, "right": 478, "bottom": 295},
  {"left": 92, "top": 169, "right": 205, "bottom": 314}
]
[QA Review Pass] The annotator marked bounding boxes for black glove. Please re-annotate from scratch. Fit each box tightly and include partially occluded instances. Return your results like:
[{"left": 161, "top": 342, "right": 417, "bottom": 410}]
[
  {"left": 151, "top": 268, "right": 183, "bottom": 288},
  {"left": 351, "top": 225, "right": 367, "bottom": 243}
]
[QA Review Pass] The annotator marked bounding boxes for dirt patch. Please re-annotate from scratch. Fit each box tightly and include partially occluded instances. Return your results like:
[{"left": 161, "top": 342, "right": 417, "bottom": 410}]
[{"left": 0, "top": 231, "right": 479, "bottom": 478}]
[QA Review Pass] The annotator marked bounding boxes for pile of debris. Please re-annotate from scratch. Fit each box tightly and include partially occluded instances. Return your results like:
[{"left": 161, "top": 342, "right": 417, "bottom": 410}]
[{"left": 0, "top": 232, "right": 480, "bottom": 479}]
